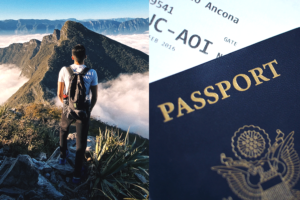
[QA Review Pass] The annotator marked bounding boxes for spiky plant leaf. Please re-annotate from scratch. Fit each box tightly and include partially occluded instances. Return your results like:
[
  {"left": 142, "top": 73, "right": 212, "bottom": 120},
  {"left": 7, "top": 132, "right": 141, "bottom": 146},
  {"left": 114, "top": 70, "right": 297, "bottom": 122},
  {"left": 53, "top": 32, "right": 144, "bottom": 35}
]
[{"left": 89, "top": 128, "right": 149, "bottom": 199}]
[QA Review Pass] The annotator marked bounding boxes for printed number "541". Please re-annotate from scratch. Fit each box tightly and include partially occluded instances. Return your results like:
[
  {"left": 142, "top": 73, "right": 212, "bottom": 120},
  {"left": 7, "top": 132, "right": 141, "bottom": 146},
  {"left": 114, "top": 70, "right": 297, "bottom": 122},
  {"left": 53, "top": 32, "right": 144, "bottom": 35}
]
[{"left": 150, "top": 0, "right": 174, "bottom": 15}]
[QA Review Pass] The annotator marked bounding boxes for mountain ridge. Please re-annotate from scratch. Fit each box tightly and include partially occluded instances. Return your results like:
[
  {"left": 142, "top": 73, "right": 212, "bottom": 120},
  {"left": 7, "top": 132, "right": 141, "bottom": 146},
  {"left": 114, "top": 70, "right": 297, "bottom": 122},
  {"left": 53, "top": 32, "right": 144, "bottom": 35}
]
[
  {"left": 0, "top": 18, "right": 149, "bottom": 35},
  {"left": 0, "top": 20, "right": 148, "bottom": 107}
]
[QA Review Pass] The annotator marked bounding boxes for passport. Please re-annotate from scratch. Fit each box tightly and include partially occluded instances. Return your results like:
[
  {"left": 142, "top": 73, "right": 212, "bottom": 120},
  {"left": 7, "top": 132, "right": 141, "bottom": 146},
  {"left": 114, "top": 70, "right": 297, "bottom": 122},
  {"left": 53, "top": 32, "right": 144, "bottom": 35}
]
[{"left": 150, "top": 28, "right": 300, "bottom": 200}]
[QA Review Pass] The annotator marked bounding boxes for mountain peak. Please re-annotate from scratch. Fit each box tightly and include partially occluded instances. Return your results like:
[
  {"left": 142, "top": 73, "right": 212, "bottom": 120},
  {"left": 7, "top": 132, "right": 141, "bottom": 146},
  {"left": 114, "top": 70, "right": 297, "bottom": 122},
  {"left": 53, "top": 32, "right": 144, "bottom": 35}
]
[
  {"left": 62, "top": 20, "right": 84, "bottom": 29},
  {"left": 60, "top": 20, "right": 90, "bottom": 41}
]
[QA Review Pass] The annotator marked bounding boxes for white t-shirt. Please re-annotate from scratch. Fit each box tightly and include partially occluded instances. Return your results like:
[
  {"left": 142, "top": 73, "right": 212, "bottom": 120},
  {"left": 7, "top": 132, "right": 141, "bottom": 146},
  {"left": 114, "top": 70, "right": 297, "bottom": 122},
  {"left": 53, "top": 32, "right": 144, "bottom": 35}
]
[{"left": 58, "top": 64, "right": 98, "bottom": 99}]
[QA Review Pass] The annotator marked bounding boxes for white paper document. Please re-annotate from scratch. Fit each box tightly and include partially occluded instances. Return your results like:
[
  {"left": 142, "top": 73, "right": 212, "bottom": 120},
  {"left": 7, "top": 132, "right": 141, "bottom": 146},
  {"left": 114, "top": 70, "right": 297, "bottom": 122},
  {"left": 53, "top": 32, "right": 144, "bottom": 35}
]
[{"left": 150, "top": 0, "right": 300, "bottom": 82}]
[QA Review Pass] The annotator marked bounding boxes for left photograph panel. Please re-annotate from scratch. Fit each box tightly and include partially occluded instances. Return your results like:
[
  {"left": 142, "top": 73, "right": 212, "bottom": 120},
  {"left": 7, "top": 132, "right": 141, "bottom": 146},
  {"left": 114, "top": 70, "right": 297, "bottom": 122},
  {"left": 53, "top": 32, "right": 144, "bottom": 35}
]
[{"left": 0, "top": 0, "right": 149, "bottom": 199}]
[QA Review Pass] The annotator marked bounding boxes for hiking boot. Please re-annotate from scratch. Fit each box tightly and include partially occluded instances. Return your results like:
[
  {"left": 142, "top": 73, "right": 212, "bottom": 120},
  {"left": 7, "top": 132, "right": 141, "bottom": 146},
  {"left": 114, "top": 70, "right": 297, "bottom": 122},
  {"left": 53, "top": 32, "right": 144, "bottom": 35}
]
[
  {"left": 72, "top": 166, "right": 87, "bottom": 184},
  {"left": 59, "top": 149, "right": 69, "bottom": 165}
]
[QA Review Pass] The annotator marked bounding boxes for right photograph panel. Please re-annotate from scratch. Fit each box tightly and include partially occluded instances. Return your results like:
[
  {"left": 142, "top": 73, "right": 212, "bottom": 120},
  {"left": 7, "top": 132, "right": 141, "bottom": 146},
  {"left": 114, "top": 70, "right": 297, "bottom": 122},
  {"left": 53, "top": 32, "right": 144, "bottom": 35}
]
[{"left": 150, "top": 1, "right": 300, "bottom": 199}]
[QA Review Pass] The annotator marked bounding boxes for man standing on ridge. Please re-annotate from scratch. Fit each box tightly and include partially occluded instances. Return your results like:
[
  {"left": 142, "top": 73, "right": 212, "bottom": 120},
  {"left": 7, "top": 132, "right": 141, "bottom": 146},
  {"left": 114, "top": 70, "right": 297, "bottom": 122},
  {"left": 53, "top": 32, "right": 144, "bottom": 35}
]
[{"left": 57, "top": 44, "right": 98, "bottom": 184}]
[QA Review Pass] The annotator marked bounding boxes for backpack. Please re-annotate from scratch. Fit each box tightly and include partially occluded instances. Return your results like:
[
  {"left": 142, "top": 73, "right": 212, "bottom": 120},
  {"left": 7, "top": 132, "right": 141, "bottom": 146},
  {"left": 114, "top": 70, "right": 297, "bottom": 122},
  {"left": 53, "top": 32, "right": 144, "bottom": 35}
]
[{"left": 65, "top": 66, "right": 90, "bottom": 120}]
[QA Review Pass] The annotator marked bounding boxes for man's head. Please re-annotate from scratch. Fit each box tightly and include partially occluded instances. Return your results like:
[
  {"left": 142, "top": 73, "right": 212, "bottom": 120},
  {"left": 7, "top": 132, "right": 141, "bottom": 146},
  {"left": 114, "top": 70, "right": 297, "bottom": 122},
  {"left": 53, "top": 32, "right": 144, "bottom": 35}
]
[{"left": 72, "top": 44, "right": 86, "bottom": 64}]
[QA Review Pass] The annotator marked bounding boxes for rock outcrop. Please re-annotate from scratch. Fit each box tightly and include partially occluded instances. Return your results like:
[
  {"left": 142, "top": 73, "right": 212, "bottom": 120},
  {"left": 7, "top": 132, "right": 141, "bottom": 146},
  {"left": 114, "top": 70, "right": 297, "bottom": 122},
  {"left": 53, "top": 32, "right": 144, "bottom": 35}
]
[
  {"left": 0, "top": 133, "right": 96, "bottom": 199},
  {"left": 0, "top": 155, "right": 39, "bottom": 190}
]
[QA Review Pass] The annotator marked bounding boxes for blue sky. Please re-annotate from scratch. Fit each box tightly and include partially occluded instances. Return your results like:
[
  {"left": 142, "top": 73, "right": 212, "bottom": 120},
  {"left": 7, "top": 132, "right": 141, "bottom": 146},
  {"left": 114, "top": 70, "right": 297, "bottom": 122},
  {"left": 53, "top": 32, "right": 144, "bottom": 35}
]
[{"left": 0, "top": 0, "right": 148, "bottom": 20}]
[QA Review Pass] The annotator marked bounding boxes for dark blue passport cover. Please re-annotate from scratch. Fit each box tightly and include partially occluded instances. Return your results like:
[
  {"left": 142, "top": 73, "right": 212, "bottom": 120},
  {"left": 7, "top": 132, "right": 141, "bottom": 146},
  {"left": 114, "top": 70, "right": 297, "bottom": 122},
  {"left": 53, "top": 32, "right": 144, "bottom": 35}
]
[{"left": 150, "top": 28, "right": 300, "bottom": 200}]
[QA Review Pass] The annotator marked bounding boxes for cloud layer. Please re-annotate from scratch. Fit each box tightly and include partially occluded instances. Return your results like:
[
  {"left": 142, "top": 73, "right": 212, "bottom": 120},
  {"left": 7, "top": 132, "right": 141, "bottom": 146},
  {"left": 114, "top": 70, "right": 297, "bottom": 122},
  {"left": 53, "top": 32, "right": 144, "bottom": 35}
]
[
  {"left": 106, "top": 34, "right": 149, "bottom": 55},
  {"left": 92, "top": 72, "right": 149, "bottom": 138},
  {"left": 0, "top": 64, "right": 29, "bottom": 104},
  {"left": 0, "top": 33, "right": 149, "bottom": 55},
  {"left": 0, "top": 34, "right": 49, "bottom": 48}
]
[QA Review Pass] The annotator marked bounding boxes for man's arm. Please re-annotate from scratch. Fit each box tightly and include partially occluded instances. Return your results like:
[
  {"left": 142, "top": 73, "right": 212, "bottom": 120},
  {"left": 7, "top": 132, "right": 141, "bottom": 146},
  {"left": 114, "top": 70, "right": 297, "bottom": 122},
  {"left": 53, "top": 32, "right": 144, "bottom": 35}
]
[
  {"left": 57, "top": 82, "right": 65, "bottom": 103},
  {"left": 90, "top": 85, "right": 98, "bottom": 112}
]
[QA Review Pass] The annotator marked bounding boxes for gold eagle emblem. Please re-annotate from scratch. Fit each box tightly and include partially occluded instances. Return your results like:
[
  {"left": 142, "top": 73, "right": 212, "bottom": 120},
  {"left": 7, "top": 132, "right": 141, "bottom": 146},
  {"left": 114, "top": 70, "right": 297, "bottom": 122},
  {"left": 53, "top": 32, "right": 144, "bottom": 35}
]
[{"left": 212, "top": 125, "right": 300, "bottom": 200}]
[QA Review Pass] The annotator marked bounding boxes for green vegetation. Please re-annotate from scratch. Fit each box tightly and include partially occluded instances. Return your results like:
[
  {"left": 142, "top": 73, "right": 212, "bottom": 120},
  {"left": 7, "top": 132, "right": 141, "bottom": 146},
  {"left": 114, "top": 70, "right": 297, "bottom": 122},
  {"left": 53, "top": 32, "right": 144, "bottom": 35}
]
[
  {"left": 23, "top": 103, "right": 61, "bottom": 120},
  {"left": 0, "top": 103, "right": 61, "bottom": 157},
  {"left": 89, "top": 118, "right": 149, "bottom": 156},
  {"left": 0, "top": 103, "right": 149, "bottom": 158},
  {"left": 88, "top": 128, "right": 149, "bottom": 200},
  {"left": 0, "top": 104, "right": 7, "bottom": 118}
]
